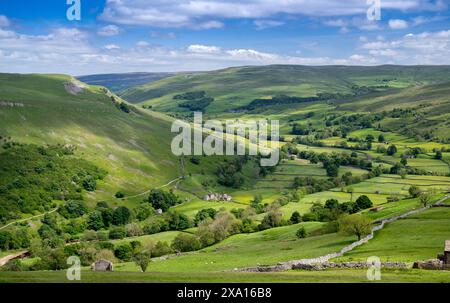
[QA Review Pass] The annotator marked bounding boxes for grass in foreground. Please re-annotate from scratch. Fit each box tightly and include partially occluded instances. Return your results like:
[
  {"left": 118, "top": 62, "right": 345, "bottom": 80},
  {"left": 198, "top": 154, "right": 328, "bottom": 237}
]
[{"left": 0, "top": 268, "right": 449, "bottom": 283}]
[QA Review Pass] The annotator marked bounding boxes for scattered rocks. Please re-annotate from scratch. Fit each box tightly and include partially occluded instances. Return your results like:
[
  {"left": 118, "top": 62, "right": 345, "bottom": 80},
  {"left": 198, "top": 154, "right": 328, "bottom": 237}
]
[
  {"left": 292, "top": 262, "right": 407, "bottom": 271},
  {"left": 0, "top": 101, "right": 24, "bottom": 107}
]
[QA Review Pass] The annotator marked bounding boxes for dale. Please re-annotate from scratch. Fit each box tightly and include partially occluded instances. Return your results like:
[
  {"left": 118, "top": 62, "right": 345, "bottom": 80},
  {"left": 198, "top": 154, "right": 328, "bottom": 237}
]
[{"left": 0, "top": 65, "right": 450, "bottom": 283}]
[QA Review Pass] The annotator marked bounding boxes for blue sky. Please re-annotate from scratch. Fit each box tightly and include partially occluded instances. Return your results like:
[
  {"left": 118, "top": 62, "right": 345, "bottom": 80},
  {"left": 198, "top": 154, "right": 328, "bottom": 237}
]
[{"left": 0, "top": 0, "right": 449, "bottom": 75}]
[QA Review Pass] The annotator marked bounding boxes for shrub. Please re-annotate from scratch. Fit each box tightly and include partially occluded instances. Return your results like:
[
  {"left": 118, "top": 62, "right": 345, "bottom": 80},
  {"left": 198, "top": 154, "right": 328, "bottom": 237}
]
[
  {"left": 114, "top": 243, "right": 133, "bottom": 261},
  {"left": 171, "top": 233, "right": 201, "bottom": 252},
  {"left": 355, "top": 195, "right": 373, "bottom": 210},
  {"left": 125, "top": 223, "right": 143, "bottom": 237},
  {"left": 296, "top": 226, "right": 307, "bottom": 239},
  {"left": 108, "top": 227, "right": 126, "bottom": 239},
  {"left": 58, "top": 200, "right": 87, "bottom": 219},
  {"left": 290, "top": 211, "right": 302, "bottom": 224},
  {"left": 194, "top": 208, "right": 217, "bottom": 226},
  {"left": 112, "top": 206, "right": 131, "bottom": 225},
  {"left": 115, "top": 191, "right": 125, "bottom": 198},
  {"left": 151, "top": 241, "right": 173, "bottom": 257}
]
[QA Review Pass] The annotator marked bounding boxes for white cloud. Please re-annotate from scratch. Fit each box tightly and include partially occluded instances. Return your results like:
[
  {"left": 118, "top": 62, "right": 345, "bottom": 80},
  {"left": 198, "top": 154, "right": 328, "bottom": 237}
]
[
  {"left": 104, "top": 44, "right": 120, "bottom": 50},
  {"left": 389, "top": 19, "right": 409, "bottom": 30},
  {"left": 254, "top": 20, "right": 284, "bottom": 30},
  {"left": 97, "top": 25, "right": 121, "bottom": 36},
  {"left": 323, "top": 17, "right": 382, "bottom": 32},
  {"left": 226, "top": 49, "right": 278, "bottom": 60},
  {"left": 0, "top": 15, "right": 10, "bottom": 27},
  {"left": 99, "top": 0, "right": 440, "bottom": 29},
  {"left": 136, "top": 41, "right": 150, "bottom": 47},
  {"left": 187, "top": 44, "right": 221, "bottom": 53},
  {"left": 360, "top": 29, "right": 450, "bottom": 64},
  {"left": 2, "top": 24, "right": 450, "bottom": 74}
]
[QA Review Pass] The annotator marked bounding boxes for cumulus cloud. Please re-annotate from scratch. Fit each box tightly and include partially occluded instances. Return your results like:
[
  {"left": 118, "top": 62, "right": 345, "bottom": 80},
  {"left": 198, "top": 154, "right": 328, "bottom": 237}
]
[
  {"left": 97, "top": 25, "right": 121, "bottom": 36},
  {"left": 389, "top": 19, "right": 409, "bottom": 29},
  {"left": 1, "top": 23, "right": 450, "bottom": 74},
  {"left": 187, "top": 44, "right": 221, "bottom": 53},
  {"left": 99, "top": 0, "right": 440, "bottom": 29},
  {"left": 360, "top": 29, "right": 450, "bottom": 63},
  {"left": 0, "top": 15, "right": 10, "bottom": 27},
  {"left": 323, "top": 17, "right": 382, "bottom": 32},
  {"left": 104, "top": 44, "right": 120, "bottom": 50}
]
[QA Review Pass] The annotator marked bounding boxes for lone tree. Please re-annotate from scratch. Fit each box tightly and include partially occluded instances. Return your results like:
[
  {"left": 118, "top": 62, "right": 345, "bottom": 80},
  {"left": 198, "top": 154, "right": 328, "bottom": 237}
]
[
  {"left": 338, "top": 214, "right": 372, "bottom": 241},
  {"left": 133, "top": 251, "right": 151, "bottom": 273},
  {"left": 408, "top": 185, "right": 421, "bottom": 198},
  {"left": 419, "top": 191, "right": 433, "bottom": 207},
  {"left": 387, "top": 145, "right": 398, "bottom": 156}
]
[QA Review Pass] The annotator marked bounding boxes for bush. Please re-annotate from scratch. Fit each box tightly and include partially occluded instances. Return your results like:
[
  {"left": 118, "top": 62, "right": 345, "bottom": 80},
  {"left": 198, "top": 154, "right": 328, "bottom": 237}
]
[
  {"left": 115, "top": 191, "right": 125, "bottom": 198},
  {"left": 108, "top": 227, "right": 126, "bottom": 239},
  {"left": 194, "top": 208, "right": 217, "bottom": 226},
  {"left": 112, "top": 206, "right": 131, "bottom": 225},
  {"left": 296, "top": 226, "right": 307, "bottom": 239},
  {"left": 82, "top": 176, "right": 97, "bottom": 191},
  {"left": 171, "top": 233, "right": 201, "bottom": 252},
  {"left": 355, "top": 195, "right": 373, "bottom": 210},
  {"left": 151, "top": 241, "right": 173, "bottom": 257},
  {"left": 125, "top": 223, "right": 143, "bottom": 237},
  {"left": 290, "top": 211, "right": 302, "bottom": 224},
  {"left": 114, "top": 243, "right": 133, "bottom": 261},
  {"left": 58, "top": 200, "right": 87, "bottom": 219}
]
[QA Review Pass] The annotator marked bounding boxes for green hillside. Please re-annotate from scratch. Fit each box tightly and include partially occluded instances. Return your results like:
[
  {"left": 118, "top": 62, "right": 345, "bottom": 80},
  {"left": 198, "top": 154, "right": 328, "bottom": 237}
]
[
  {"left": 121, "top": 65, "right": 450, "bottom": 114},
  {"left": 77, "top": 72, "right": 175, "bottom": 93},
  {"left": 0, "top": 73, "right": 181, "bottom": 207}
]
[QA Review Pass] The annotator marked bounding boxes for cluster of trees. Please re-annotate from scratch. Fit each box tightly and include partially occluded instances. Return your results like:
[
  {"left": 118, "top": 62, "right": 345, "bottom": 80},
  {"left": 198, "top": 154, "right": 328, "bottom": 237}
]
[
  {"left": 215, "top": 157, "right": 248, "bottom": 188},
  {"left": 174, "top": 91, "right": 213, "bottom": 112},
  {"left": 299, "top": 196, "right": 373, "bottom": 223},
  {"left": 0, "top": 143, "right": 106, "bottom": 224}
]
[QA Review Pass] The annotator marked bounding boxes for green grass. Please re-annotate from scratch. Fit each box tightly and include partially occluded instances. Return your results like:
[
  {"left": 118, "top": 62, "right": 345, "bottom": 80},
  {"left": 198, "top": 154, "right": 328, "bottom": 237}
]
[
  {"left": 335, "top": 207, "right": 450, "bottom": 263},
  {"left": 1, "top": 268, "right": 450, "bottom": 283},
  {"left": 110, "top": 222, "right": 353, "bottom": 273},
  {"left": 0, "top": 74, "right": 182, "bottom": 210}
]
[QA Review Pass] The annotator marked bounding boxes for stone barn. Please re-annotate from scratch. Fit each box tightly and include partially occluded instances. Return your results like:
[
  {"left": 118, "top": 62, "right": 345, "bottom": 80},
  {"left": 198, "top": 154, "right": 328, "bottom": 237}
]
[
  {"left": 91, "top": 259, "right": 113, "bottom": 272},
  {"left": 438, "top": 240, "right": 450, "bottom": 266}
]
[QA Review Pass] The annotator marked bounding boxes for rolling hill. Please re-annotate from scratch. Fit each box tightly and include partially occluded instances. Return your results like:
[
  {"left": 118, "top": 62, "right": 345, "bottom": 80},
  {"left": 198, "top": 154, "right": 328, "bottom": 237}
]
[
  {"left": 0, "top": 73, "right": 181, "bottom": 207},
  {"left": 120, "top": 65, "right": 450, "bottom": 114},
  {"left": 77, "top": 72, "right": 175, "bottom": 94}
]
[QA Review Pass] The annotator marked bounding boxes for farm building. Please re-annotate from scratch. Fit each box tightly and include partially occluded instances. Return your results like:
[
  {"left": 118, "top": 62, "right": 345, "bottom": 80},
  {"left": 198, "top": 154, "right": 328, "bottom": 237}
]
[
  {"left": 91, "top": 259, "right": 113, "bottom": 272},
  {"left": 438, "top": 240, "right": 450, "bottom": 266}
]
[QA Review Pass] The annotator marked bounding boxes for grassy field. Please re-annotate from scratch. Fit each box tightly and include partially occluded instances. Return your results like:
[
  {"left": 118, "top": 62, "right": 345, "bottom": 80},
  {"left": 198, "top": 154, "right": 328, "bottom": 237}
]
[
  {"left": 334, "top": 207, "right": 450, "bottom": 263},
  {"left": 110, "top": 222, "right": 354, "bottom": 273},
  {"left": 1, "top": 268, "right": 450, "bottom": 283}
]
